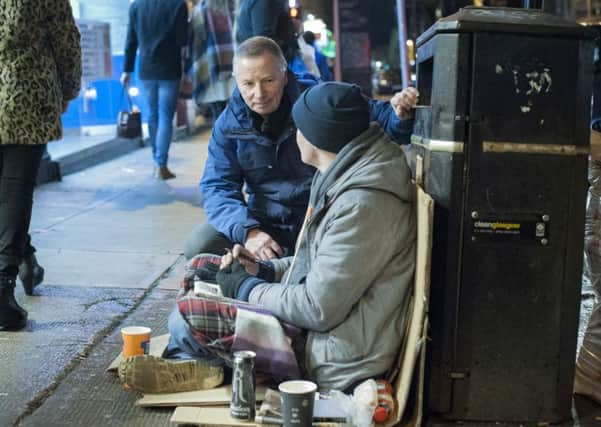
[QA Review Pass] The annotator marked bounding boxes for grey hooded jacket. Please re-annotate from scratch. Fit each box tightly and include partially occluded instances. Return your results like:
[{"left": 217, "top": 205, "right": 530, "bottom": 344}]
[{"left": 248, "top": 123, "right": 416, "bottom": 390}]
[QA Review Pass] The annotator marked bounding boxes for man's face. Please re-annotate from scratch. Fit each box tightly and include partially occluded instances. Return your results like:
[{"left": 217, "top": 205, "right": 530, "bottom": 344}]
[
  {"left": 296, "top": 129, "right": 318, "bottom": 167},
  {"left": 234, "top": 54, "right": 288, "bottom": 117}
]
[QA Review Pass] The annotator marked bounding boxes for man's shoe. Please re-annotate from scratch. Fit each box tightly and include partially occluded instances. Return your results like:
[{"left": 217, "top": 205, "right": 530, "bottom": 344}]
[
  {"left": 19, "top": 253, "right": 44, "bottom": 296},
  {"left": 118, "top": 355, "right": 223, "bottom": 393},
  {"left": 155, "top": 166, "right": 176, "bottom": 180},
  {"left": 0, "top": 281, "right": 27, "bottom": 331}
]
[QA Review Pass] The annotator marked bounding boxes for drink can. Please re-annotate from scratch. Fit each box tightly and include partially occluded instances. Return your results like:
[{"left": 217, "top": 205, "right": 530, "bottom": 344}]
[{"left": 230, "top": 350, "right": 256, "bottom": 420}]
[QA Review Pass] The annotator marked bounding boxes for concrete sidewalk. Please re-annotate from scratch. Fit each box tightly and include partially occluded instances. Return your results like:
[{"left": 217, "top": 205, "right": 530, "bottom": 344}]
[{"left": 0, "top": 131, "right": 210, "bottom": 426}]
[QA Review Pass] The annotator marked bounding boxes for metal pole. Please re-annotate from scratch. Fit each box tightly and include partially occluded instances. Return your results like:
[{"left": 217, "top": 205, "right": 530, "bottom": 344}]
[
  {"left": 333, "top": 0, "right": 342, "bottom": 82},
  {"left": 396, "top": 0, "right": 410, "bottom": 88}
]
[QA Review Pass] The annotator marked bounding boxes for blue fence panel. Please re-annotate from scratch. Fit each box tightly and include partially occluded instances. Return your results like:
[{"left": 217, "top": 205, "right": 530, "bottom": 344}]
[{"left": 62, "top": 54, "right": 149, "bottom": 129}]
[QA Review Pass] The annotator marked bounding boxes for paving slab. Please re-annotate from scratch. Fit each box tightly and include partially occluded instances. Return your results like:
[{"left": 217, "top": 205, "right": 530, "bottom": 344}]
[{"left": 36, "top": 249, "right": 179, "bottom": 289}]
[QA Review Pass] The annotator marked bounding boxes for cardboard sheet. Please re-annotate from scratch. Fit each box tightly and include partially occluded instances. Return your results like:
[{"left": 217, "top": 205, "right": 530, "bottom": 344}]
[
  {"left": 386, "top": 185, "right": 433, "bottom": 426},
  {"left": 107, "top": 333, "right": 170, "bottom": 372},
  {"left": 137, "top": 385, "right": 267, "bottom": 408},
  {"left": 171, "top": 406, "right": 261, "bottom": 426},
  {"left": 591, "top": 129, "right": 601, "bottom": 161}
]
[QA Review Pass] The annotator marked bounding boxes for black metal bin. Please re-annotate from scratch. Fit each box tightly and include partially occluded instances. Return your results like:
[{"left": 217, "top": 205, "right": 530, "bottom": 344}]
[{"left": 413, "top": 6, "right": 595, "bottom": 423}]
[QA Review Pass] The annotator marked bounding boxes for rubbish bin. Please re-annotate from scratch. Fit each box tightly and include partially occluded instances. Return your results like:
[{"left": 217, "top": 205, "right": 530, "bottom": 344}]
[{"left": 412, "top": 6, "right": 595, "bottom": 423}]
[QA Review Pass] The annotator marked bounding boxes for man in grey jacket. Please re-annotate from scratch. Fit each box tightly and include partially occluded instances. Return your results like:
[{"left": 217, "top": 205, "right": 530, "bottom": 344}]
[
  {"left": 217, "top": 81, "right": 416, "bottom": 391},
  {"left": 120, "top": 82, "right": 416, "bottom": 394}
]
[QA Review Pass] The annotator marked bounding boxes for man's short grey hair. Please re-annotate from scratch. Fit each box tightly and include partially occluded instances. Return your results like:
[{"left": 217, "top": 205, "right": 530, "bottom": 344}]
[{"left": 234, "top": 36, "right": 287, "bottom": 72}]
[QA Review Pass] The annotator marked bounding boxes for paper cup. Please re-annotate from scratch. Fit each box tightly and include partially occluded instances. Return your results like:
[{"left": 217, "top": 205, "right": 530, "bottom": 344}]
[
  {"left": 279, "top": 380, "right": 317, "bottom": 427},
  {"left": 121, "top": 326, "right": 151, "bottom": 357}
]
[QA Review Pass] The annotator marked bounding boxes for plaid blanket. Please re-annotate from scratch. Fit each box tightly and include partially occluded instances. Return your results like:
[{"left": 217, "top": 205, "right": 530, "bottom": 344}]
[{"left": 176, "top": 254, "right": 305, "bottom": 381}]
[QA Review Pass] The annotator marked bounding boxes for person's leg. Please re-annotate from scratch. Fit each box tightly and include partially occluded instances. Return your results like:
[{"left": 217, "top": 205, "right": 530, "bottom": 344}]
[
  {"left": 142, "top": 80, "right": 159, "bottom": 164},
  {"left": 154, "top": 80, "right": 180, "bottom": 168},
  {"left": 0, "top": 144, "right": 45, "bottom": 329},
  {"left": 163, "top": 308, "right": 225, "bottom": 366},
  {"left": 19, "top": 234, "right": 44, "bottom": 296},
  {"left": 184, "top": 221, "right": 233, "bottom": 259}
]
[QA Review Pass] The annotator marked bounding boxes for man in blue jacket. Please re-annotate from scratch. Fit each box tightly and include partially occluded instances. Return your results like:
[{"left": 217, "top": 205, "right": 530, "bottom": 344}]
[{"left": 184, "top": 36, "right": 419, "bottom": 260}]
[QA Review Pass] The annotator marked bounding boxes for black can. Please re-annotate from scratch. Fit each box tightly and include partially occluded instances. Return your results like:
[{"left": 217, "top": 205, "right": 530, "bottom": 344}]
[{"left": 230, "top": 350, "right": 256, "bottom": 420}]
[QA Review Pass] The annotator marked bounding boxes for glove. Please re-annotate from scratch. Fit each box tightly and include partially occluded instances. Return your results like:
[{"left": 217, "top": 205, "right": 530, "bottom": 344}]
[{"left": 216, "top": 260, "right": 253, "bottom": 299}]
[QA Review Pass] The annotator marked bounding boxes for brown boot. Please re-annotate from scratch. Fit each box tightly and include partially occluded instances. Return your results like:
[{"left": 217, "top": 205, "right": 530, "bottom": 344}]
[{"left": 155, "top": 166, "right": 176, "bottom": 180}]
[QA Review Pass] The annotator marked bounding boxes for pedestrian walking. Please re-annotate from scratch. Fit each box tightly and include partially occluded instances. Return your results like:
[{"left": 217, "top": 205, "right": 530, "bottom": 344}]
[
  {"left": 121, "top": 0, "right": 189, "bottom": 180},
  {"left": 302, "top": 30, "right": 332, "bottom": 81},
  {"left": 0, "top": 0, "right": 82, "bottom": 330}
]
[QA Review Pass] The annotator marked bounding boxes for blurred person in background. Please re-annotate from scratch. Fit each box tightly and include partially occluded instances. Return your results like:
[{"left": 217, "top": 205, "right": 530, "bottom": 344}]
[
  {"left": 302, "top": 30, "right": 332, "bottom": 81},
  {"left": 188, "top": 0, "right": 237, "bottom": 121},
  {"left": 0, "top": 0, "right": 81, "bottom": 330},
  {"left": 122, "top": 0, "right": 189, "bottom": 180},
  {"left": 235, "top": 0, "right": 299, "bottom": 63}
]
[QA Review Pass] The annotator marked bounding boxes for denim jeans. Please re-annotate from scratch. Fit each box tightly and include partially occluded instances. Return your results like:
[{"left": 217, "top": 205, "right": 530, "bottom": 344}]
[
  {"left": 142, "top": 80, "right": 179, "bottom": 167},
  {"left": 0, "top": 144, "right": 45, "bottom": 282},
  {"left": 163, "top": 307, "right": 225, "bottom": 367}
]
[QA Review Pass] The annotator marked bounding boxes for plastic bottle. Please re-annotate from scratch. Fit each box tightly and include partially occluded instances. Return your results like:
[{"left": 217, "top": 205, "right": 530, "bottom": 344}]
[{"left": 373, "top": 379, "right": 395, "bottom": 423}]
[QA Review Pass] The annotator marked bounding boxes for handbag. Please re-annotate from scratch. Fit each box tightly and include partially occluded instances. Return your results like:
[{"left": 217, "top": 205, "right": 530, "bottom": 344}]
[
  {"left": 117, "top": 87, "right": 142, "bottom": 138},
  {"left": 179, "top": 74, "right": 194, "bottom": 99}
]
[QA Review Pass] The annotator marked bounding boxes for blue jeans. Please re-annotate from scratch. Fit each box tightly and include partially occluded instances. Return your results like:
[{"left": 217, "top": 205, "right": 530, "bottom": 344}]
[
  {"left": 142, "top": 80, "right": 179, "bottom": 167},
  {"left": 163, "top": 307, "right": 226, "bottom": 367}
]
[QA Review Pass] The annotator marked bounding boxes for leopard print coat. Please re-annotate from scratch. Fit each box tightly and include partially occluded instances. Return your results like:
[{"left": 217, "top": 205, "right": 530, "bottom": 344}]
[{"left": 0, "top": 0, "right": 82, "bottom": 145}]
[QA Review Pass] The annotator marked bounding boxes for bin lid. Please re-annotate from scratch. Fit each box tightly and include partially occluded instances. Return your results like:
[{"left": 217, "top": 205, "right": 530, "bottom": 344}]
[{"left": 417, "top": 6, "right": 596, "bottom": 46}]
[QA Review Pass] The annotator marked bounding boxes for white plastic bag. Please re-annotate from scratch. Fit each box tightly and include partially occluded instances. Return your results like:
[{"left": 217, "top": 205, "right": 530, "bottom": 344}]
[
  {"left": 575, "top": 159, "right": 601, "bottom": 404},
  {"left": 329, "top": 379, "right": 378, "bottom": 427}
]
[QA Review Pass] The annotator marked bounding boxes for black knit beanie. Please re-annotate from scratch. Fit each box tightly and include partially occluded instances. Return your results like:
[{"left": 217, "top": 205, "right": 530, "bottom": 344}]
[{"left": 292, "top": 82, "right": 370, "bottom": 153}]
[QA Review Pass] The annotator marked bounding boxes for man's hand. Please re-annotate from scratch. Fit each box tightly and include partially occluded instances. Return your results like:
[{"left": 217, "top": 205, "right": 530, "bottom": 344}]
[
  {"left": 216, "top": 260, "right": 253, "bottom": 299},
  {"left": 220, "top": 244, "right": 260, "bottom": 276},
  {"left": 245, "top": 229, "right": 284, "bottom": 260},
  {"left": 390, "top": 87, "right": 419, "bottom": 119},
  {"left": 120, "top": 72, "right": 131, "bottom": 87}
]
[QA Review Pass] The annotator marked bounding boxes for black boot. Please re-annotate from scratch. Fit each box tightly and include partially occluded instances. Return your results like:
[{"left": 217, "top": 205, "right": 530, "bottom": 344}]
[
  {"left": 0, "top": 278, "right": 27, "bottom": 331},
  {"left": 19, "top": 253, "right": 44, "bottom": 296}
]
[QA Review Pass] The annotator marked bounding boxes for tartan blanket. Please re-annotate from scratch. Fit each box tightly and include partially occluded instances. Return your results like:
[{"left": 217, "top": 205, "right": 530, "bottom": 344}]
[
  {"left": 188, "top": 1, "right": 235, "bottom": 102},
  {"left": 176, "top": 254, "right": 305, "bottom": 381}
]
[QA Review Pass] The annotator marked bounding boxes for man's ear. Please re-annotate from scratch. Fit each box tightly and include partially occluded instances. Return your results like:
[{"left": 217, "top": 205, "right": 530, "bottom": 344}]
[{"left": 283, "top": 70, "right": 288, "bottom": 85}]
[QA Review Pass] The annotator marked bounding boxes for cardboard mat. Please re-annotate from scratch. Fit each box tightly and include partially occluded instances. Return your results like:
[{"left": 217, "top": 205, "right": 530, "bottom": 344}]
[
  {"left": 171, "top": 407, "right": 261, "bottom": 426},
  {"left": 385, "top": 185, "right": 433, "bottom": 426},
  {"left": 137, "top": 385, "right": 267, "bottom": 408}
]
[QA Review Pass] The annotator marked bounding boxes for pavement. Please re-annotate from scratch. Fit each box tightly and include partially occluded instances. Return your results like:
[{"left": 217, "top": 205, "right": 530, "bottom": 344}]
[{"left": 0, "top": 131, "right": 600, "bottom": 426}]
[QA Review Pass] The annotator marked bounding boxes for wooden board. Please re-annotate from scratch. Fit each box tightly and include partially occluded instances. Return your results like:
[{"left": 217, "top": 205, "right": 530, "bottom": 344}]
[
  {"left": 138, "top": 385, "right": 267, "bottom": 408},
  {"left": 107, "top": 333, "right": 170, "bottom": 372}
]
